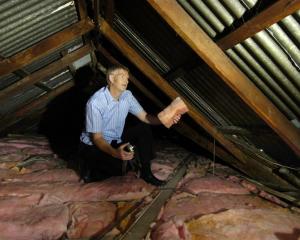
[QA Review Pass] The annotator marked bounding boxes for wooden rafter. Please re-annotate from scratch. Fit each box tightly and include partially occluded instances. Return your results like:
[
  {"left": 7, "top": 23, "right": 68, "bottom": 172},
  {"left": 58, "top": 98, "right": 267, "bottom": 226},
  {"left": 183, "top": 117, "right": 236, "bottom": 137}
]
[
  {"left": 96, "top": 44, "right": 237, "bottom": 164},
  {"left": 0, "top": 81, "right": 74, "bottom": 132},
  {"left": 0, "top": 19, "right": 94, "bottom": 76},
  {"left": 148, "top": 0, "right": 300, "bottom": 157},
  {"left": 98, "top": 20, "right": 294, "bottom": 187},
  {"left": 0, "top": 44, "right": 92, "bottom": 103},
  {"left": 217, "top": 0, "right": 300, "bottom": 50}
]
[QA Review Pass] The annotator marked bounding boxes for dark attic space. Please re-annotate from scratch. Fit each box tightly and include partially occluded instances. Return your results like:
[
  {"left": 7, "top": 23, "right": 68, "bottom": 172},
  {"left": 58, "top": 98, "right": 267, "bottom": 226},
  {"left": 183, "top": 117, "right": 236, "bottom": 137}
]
[{"left": 0, "top": 0, "right": 300, "bottom": 239}]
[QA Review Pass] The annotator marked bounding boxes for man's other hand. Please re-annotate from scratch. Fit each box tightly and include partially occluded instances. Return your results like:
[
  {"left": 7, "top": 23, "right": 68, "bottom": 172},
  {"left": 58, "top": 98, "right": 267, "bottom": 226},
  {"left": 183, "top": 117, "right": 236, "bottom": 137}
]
[{"left": 117, "top": 143, "right": 134, "bottom": 161}]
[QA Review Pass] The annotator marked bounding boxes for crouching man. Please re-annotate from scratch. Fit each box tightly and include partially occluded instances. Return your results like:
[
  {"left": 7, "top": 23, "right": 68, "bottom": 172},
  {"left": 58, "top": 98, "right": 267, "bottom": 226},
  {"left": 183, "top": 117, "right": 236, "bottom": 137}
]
[{"left": 79, "top": 65, "right": 181, "bottom": 186}]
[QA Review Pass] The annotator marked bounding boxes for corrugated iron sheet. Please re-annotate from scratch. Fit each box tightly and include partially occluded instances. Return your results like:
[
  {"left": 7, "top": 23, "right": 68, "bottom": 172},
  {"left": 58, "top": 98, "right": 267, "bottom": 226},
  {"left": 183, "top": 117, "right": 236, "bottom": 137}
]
[
  {"left": 23, "top": 38, "right": 83, "bottom": 73},
  {"left": 0, "top": 85, "right": 45, "bottom": 116},
  {"left": 0, "top": 73, "right": 20, "bottom": 90},
  {"left": 0, "top": 38, "right": 84, "bottom": 119},
  {"left": 113, "top": 14, "right": 171, "bottom": 75},
  {"left": 41, "top": 69, "right": 73, "bottom": 89},
  {"left": 177, "top": 0, "right": 258, "bottom": 37},
  {"left": 0, "top": 0, "right": 78, "bottom": 57},
  {"left": 113, "top": 0, "right": 299, "bottom": 164},
  {"left": 226, "top": 10, "right": 300, "bottom": 125}
]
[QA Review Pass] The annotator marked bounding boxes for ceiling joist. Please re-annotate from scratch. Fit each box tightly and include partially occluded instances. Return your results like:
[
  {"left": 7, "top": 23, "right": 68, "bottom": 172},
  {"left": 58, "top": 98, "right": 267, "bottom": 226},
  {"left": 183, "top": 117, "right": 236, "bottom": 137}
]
[
  {"left": 0, "top": 44, "right": 92, "bottom": 103},
  {"left": 148, "top": 0, "right": 300, "bottom": 157},
  {"left": 217, "top": 0, "right": 300, "bottom": 50},
  {"left": 0, "top": 18, "right": 94, "bottom": 77}
]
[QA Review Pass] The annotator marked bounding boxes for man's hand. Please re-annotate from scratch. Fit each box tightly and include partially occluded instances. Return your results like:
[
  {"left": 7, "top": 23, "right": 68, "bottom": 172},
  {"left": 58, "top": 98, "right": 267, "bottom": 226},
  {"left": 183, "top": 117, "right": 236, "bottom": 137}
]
[
  {"left": 92, "top": 133, "right": 133, "bottom": 160},
  {"left": 116, "top": 143, "right": 134, "bottom": 161}
]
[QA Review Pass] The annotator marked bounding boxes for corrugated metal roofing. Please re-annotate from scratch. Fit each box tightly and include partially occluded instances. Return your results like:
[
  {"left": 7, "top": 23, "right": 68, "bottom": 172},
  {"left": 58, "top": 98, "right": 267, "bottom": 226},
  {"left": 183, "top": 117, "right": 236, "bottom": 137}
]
[
  {"left": 0, "top": 37, "right": 83, "bottom": 118},
  {"left": 226, "top": 10, "right": 300, "bottom": 126},
  {"left": 0, "top": 73, "right": 20, "bottom": 90},
  {"left": 41, "top": 69, "right": 73, "bottom": 89},
  {"left": 0, "top": 85, "right": 44, "bottom": 116},
  {"left": 23, "top": 38, "right": 83, "bottom": 74},
  {"left": 113, "top": 0, "right": 300, "bottom": 165},
  {"left": 177, "top": 0, "right": 258, "bottom": 37},
  {"left": 0, "top": 0, "right": 78, "bottom": 57}
]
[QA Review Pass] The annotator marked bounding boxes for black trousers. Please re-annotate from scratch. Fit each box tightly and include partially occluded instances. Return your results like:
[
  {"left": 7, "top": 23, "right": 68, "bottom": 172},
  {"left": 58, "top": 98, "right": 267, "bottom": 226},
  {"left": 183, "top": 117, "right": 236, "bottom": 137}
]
[{"left": 79, "top": 122, "right": 155, "bottom": 181}]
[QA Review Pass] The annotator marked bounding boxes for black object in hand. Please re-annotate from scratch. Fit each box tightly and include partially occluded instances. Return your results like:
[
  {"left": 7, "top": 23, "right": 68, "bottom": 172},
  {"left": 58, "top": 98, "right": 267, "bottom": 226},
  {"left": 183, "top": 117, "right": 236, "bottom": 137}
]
[{"left": 124, "top": 143, "right": 135, "bottom": 152}]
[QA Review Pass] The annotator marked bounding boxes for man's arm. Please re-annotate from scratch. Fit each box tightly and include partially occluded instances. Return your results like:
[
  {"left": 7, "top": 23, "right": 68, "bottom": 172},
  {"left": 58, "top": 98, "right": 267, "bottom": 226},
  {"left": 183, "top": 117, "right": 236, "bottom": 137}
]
[
  {"left": 136, "top": 111, "right": 161, "bottom": 125},
  {"left": 91, "top": 133, "right": 134, "bottom": 161},
  {"left": 136, "top": 110, "right": 181, "bottom": 125}
]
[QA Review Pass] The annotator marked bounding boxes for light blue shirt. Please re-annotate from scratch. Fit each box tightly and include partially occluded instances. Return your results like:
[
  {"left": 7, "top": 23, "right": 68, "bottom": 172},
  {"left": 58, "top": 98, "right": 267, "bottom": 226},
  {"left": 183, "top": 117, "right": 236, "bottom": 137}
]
[{"left": 80, "top": 86, "right": 144, "bottom": 145}]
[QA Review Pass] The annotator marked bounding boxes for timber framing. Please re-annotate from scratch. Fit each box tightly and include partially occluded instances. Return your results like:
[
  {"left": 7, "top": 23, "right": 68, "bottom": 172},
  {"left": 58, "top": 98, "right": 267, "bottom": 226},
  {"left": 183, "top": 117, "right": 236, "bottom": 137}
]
[
  {"left": 96, "top": 44, "right": 237, "bottom": 165},
  {"left": 0, "top": 19, "right": 95, "bottom": 76},
  {"left": 217, "top": 0, "right": 300, "bottom": 50},
  {"left": 0, "top": 44, "right": 92, "bottom": 103},
  {"left": 148, "top": 0, "right": 300, "bottom": 157},
  {"left": 98, "top": 20, "right": 294, "bottom": 187}
]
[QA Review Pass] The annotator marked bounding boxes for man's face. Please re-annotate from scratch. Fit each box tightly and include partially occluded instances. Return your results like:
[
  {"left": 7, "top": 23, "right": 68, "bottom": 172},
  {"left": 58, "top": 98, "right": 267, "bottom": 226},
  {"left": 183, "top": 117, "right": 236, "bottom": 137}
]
[{"left": 109, "top": 69, "right": 129, "bottom": 92}]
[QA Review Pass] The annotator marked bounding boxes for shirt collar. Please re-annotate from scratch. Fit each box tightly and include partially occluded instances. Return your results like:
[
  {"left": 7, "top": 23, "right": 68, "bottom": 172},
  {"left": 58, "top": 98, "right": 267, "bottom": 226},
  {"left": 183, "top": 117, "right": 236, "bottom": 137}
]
[
  {"left": 104, "top": 86, "right": 115, "bottom": 103},
  {"left": 104, "top": 85, "right": 126, "bottom": 103}
]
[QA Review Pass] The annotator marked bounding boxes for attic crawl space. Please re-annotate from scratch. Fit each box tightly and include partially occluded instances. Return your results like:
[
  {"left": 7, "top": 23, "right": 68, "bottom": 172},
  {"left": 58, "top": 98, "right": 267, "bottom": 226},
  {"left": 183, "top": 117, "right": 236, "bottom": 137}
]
[{"left": 0, "top": 0, "right": 300, "bottom": 239}]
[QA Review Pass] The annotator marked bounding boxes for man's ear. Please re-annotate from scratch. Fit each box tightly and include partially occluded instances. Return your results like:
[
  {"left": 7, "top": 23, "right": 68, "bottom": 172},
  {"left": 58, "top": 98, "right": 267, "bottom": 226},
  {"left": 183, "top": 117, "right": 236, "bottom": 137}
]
[{"left": 108, "top": 74, "right": 114, "bottom": 84}]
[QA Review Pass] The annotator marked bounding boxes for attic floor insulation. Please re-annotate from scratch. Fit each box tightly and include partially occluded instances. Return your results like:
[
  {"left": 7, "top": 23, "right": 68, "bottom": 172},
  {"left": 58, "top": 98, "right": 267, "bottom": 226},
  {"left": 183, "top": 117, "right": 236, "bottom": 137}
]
[{"left": 0, "top": 135, "right": 299, "bottom": 240}]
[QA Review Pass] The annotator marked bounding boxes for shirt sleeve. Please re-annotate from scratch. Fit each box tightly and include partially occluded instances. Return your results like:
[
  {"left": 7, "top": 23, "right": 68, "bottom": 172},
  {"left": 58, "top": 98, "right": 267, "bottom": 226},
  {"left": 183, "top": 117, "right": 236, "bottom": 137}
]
[
  {"left": 128, "top": 92, "right": 144, "bottom": 116},
  {"left": 85, "top": 101, "right": 103, "bottom": 133}
]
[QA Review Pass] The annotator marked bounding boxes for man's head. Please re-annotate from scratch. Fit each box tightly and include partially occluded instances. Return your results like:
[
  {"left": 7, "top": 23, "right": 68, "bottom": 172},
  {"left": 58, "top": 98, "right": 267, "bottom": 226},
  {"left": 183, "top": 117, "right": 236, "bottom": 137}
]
[
  {"left": 107, "top": 65, "right": 130, "bottom": 93},
  {"left": 107, "top": 65, "right": 129, "bottom": 83}
]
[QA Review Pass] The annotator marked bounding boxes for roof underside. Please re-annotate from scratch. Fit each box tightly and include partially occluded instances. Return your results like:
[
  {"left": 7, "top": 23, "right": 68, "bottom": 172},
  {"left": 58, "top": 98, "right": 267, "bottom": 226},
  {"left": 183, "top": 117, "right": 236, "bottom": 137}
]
[
  {"left": 112, "top": 0, "right": 300, "bottom": 166},
  {"left": 0, "top": 0, "right": 299, "bottom": 189}
]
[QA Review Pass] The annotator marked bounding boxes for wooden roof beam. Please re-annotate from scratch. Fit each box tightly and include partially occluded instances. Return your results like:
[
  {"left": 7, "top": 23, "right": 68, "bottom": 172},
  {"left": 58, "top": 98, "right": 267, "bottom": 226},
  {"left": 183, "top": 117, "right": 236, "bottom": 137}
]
[
  {"left": 0, "top": 44, "right": 92, "bottom": 103},
  {"left": 217, "top": 0, "right": 300, "bottom": 50},
  {"left": 0, "top": 18, "right": 95, "bottom": 76},
  {"left": 148, "top": 0, "right": 300, "bottom": 157},
  {"left": 98, "top": 20, "right": 297, "bottom": 188}
]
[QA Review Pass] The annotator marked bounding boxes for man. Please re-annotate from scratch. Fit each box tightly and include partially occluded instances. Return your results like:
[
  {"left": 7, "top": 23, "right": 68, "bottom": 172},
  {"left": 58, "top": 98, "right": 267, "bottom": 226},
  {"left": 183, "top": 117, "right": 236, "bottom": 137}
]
[{"left": 79, "top": 65, "right": 181, "bottom": 186}]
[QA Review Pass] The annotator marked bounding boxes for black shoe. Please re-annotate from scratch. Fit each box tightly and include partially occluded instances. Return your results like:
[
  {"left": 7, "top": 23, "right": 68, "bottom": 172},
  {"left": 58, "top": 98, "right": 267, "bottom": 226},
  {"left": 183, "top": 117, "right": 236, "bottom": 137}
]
[{"left": 141, "top": 172, "right": 166, "bottom": 186}]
